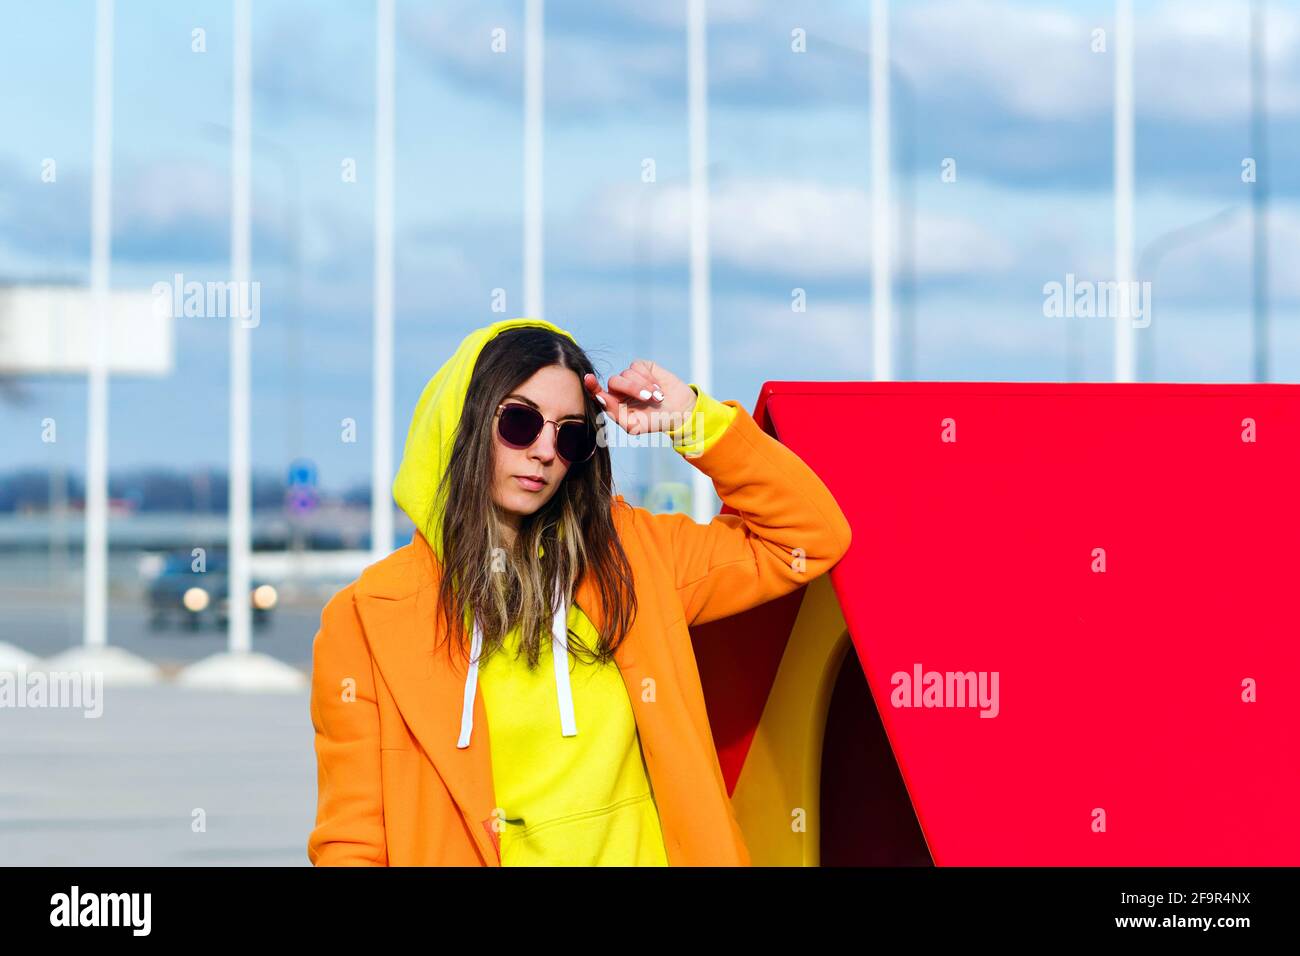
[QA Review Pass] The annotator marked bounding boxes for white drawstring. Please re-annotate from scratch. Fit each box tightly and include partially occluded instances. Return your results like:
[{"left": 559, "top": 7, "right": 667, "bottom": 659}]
[
  {"left": 551, "top": 578, "right": 578, "bottom": 738},
  {"left": 457, "top": 616, "right": 484, "bottom": 749},
  {"left": 456, "top": 579, "right": 577, "bottom": 748}
]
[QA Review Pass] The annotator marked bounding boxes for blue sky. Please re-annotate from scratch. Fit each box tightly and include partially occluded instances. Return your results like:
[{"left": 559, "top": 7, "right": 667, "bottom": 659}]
[{"left": 3, "top": 0, "right": 1299, "bottom": 494}]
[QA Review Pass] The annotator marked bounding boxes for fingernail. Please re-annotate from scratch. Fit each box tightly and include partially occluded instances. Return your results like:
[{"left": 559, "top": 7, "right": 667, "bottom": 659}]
[
  {"left": 639, "top": 389, "right": 652, "bottom": 400},
  {"left": 652, "top": 389, "right": 664, "bottom": 401},
  {"left": 596, "top": 394, "right": 607, "bottom": 407}
]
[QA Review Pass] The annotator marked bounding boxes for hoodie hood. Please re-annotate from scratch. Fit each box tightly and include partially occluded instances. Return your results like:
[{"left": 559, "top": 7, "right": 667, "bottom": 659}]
[{"left": 392, "top": 316, "right": 582, "bottom": 750}]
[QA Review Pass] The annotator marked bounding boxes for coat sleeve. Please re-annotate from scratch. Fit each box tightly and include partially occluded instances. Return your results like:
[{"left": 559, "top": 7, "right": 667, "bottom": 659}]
[
  {"left": 638, "top": 399, "right": 852, "bottom": 627},
  {"left": 307, "top": 585, "right": 389, "bottom": 866}
]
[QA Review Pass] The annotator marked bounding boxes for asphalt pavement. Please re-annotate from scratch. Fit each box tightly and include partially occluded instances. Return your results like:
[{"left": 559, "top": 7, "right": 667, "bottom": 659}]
[{"left": 2, "top": 591, "right": 326, "bottom": 866}]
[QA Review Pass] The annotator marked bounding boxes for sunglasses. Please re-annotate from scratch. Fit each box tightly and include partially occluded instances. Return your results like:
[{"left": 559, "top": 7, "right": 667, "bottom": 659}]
[{"left": 495, "top": 402, "right": 598, "bottom": 464}]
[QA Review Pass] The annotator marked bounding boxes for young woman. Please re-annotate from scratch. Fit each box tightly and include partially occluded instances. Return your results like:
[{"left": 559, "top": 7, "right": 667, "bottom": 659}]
[{"left": 308, "top": 317, "right": 851, "bottom": 866}]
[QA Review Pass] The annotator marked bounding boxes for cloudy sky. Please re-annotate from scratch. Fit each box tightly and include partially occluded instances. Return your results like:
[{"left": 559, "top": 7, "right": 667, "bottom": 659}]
[{"left": 2, "top": 0, "right": 1298, "bottom": 494}]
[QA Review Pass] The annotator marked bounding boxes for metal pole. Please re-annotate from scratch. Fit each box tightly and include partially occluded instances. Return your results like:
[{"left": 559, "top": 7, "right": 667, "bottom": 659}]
[
  {"left": 897, "top": 75, "right": 915, "bottom": 381},
  {"left": 372, "top": 0, "right": 395, "bottom": 561},
  {"left": 228, "top": 0, "right": 252, "bottom": 654},
  {"left": 524, "top": 0, "right": 544, "bottom": 319},
  {"left": 688, "top": 0, "right": 714, "bottom": 524},
  {"left": 805, "top": 32, "right": 913, "bottom": 380},
  {"left": 84, "top": 0, "right": 113, "bottom": 650},
  {"left": 1250, "top": 0, "right": 1269, "bottom": 382},
  {"left": 871, "top": 0, "right": 892, "bottom": 381},
  {"left": 1113, "top": 0, "right": 1135, "bottom": 382}
]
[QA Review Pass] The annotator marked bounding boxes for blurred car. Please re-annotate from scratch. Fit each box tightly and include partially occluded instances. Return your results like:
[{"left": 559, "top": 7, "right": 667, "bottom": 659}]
[{"left": 146, "top": 549, "right": 278, "bottom": 631}]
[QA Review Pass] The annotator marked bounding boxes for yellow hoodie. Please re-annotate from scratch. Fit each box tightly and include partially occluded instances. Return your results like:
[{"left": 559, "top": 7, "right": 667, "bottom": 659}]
[{"left": 391, "top": 317, "right": 736, "bottom": 866}]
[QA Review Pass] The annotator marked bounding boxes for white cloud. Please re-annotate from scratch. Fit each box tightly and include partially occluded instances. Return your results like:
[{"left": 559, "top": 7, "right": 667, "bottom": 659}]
[
  {"left": 1146, "top": 203, "right": 1300, "bottom": 303},
  {"left": 719, "top": 296, "right": 873, "bottom": 374},
  {"left": 583, "top": 176, "right": 1015, "bottom": 279},
  {"left": 586, "top": 0, "right": 763, "bottom": 29},
  {"left": 405, "top": 0, "right": 1300, "bottom": 124},
  {"left": 897, "top": 1, "right": 1096, "bottom": 119},
  {"left": 895, "top": 0, "right": 1300, "bottom": 122},
  {"left": 116, "top": 163, "right": 230, "bottom": 228}
]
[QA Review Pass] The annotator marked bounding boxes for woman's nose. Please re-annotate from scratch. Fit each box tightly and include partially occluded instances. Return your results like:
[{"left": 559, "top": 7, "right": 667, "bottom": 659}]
[{"left": 530, "top": 422, "right": 559, "bottom": 461}]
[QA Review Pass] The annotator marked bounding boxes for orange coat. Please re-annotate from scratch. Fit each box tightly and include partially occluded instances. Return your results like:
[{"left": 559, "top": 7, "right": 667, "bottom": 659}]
[{"left": 307, "top": 399, "right": 852, "bottom": 865}]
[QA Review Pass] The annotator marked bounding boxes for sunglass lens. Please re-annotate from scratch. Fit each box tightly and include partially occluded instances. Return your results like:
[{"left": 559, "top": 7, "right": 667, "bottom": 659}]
[
  {"left": 557, "top": 422, "right": 597, "bottom": 463},
  {"left": 498, "top": 405, "right": 542, "bottom": 447}
]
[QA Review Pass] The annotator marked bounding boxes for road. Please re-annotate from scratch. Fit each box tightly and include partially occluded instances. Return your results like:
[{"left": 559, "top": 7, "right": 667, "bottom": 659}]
[
  {"left": 0, "top": 684, "right": 316, "bottom": 865},
  {"left": 1, "top": 589, "right": 330, "bottom": 865}
]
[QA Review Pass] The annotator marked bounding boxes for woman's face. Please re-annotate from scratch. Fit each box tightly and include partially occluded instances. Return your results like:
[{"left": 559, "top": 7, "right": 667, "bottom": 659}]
[{"left": 490, "top": 364, "right": 587, "bottom": 533}]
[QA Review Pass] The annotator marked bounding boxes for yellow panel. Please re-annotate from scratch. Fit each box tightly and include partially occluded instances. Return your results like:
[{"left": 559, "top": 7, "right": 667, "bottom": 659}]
[{"left": 730, "top": 575, "right": 850, "bottom": 866}]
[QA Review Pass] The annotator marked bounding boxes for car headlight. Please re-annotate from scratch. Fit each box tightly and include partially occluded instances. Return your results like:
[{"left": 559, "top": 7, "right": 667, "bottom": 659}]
[
  {"left": 183, "top": 587, "right": 210, "bottom": 612},
  {"left": 252, "top": 584, "right": 278, "bottom": 610}
]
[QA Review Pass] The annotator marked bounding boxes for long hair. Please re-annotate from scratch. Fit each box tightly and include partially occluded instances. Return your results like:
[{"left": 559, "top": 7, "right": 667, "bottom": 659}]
[{"left": 431, "top": 326, "right": 638, "bottom": 670}]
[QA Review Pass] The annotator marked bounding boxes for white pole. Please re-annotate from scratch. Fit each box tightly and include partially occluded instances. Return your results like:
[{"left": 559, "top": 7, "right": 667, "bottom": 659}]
[
  {"left": 871, "top": 0, "right": 892, "bottom": 382},
  {"left": 1113, "top": 0, "right": 1135, "bottom": 382},
  {"left": 228, "top": 0, "right": 252, "bottom": 654},
  {"left": 372, "top": 0, "right": 395, "bottom": 562},
  {"left": 524, "top": 0, "right": 544, "bottom": 319},
  {"left": 688, "top": 0, "right": 713, "bottom": 524},
  {"left": 1250, "top": 0, "right": 1269, "bottom": 383},
  {"left": 84, "top": 0, "right": 113, "bottom": 650}
]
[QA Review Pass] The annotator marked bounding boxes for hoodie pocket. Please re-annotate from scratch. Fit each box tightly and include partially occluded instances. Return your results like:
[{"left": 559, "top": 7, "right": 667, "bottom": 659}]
[{"left": 499, "top": 791, "right": 668, "bottom": 866}]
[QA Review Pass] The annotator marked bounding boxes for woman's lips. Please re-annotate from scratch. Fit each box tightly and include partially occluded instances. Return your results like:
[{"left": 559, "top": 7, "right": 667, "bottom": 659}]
[{"left": 514, "top": 475, "right": 546, "bottom": 492}]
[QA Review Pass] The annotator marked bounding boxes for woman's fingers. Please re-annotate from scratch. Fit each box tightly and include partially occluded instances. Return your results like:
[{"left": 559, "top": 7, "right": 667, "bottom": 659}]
[
  {"left": 608, "top": 367, "right": 661, "bottom": 404},
  {"left": 629, "top": 360, "right": 666, "bottom": 401},
  {"left": 588, "top": 363, "right": 679, "bottom": 436},
  {"left": 582, "top": 372, "right": 609, "bottom": 409},
  {"left": 586, "top": 372, "right": 642, "bottom": 430}
]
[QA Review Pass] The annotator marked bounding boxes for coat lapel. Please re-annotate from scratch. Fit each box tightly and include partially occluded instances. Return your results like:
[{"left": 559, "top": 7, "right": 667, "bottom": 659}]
[{"left": 354, "top": 532, "right": 500, "bottom": 865}]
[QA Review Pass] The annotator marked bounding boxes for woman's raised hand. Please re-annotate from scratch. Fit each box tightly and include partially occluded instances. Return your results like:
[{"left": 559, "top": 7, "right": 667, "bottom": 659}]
[{"left": 583, "top": 361, "right": 696, "bottom": 436}]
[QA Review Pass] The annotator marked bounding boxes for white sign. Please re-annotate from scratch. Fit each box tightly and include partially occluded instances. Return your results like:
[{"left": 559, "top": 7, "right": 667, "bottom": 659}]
[{"left": 0, "top": 284, "right": 173, "bottom": 375}]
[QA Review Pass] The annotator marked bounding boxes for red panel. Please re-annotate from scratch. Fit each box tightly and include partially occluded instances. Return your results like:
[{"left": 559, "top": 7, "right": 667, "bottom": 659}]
[{"left": 758, "top": 381, "right": 1300, "bottom": 865}]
